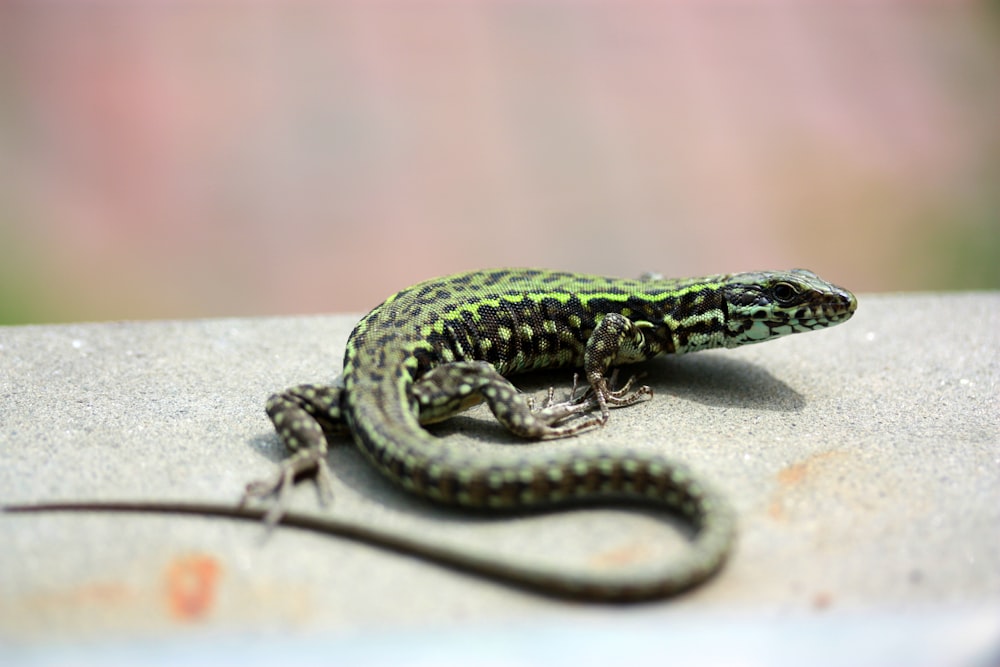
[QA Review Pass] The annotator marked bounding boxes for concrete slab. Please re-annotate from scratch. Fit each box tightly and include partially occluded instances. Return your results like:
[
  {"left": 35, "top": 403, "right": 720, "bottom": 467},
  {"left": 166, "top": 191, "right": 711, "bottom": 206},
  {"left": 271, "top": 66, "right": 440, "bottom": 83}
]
[{"left": 1, "top": 293, "right": 998, "bottom": 664}]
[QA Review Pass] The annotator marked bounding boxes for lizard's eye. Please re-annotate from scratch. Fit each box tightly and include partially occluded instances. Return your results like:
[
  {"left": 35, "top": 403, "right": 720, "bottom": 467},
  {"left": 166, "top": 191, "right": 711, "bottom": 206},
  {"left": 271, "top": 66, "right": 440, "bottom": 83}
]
[{"left": 771, "top": 282, "right": 799, "bottom": 305}]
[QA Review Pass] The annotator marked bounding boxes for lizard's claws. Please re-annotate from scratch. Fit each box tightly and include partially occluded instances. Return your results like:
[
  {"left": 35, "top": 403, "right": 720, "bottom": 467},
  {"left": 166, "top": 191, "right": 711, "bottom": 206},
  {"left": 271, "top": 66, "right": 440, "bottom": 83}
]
[{"left": 240, "top": 449, "right": 333, "bottom": 528}]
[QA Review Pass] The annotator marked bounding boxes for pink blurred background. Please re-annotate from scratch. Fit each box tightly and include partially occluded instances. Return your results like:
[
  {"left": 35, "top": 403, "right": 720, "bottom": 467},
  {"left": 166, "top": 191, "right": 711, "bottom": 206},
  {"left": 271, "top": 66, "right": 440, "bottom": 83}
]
[{"left": 1, "top": 1, "right": 997, "bottom": 324}]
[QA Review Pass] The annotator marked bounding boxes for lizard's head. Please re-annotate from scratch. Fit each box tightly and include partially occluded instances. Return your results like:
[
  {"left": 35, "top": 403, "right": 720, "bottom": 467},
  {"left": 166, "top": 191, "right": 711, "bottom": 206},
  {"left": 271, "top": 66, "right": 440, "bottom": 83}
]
[{"left": 722, "top": 269, "right": 857, "bottom": 346}]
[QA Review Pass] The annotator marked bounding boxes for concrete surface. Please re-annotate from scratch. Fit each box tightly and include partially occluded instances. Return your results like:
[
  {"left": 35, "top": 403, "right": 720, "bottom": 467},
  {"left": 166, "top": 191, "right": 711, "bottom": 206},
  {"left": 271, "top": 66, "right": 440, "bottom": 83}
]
[{"left": 1, "top": 293, "right": 998, "bottom": 665}]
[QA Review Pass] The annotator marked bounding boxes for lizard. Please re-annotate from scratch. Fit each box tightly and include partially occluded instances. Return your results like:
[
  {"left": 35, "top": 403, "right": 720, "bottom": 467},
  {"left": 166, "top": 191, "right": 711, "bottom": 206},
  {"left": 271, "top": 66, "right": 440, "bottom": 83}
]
[{"left": 4, "top": 268, "right": 857, "bottom": 601}]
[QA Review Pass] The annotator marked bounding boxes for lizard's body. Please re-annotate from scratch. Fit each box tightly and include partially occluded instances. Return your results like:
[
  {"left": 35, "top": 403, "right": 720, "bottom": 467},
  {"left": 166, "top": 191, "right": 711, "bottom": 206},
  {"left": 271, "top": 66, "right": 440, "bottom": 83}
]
[{"left": 5, "top": 268, "right": 856, "bottom": 601}]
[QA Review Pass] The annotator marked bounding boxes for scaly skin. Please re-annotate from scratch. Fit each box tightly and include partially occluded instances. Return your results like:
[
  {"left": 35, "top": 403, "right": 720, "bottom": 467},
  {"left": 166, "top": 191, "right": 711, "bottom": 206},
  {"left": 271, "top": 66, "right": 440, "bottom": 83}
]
[
  {"left": 248, "top": 268, "right": 857, "bottom": 600},
  {"left": 2, "top": 269, "right": 857, "bottom": 601}
]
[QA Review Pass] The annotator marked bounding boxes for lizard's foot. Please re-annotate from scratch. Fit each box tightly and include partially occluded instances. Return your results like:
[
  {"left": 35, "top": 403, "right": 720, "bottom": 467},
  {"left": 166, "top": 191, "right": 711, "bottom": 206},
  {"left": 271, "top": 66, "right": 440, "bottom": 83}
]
[
  {"left": 604, "top": 369, "right": 651, "bottom": 405},
  {"left": 525, "top": 369, "right": 651, "bottom": 434},
  {"left": 240, "top": 448, "right": 333, "bottom": 527},
  {"left": 579, "top": 369, "right": 653, "bottom": 425},
  {"left": 527, "top": 374, "right": 585, "bottom": 411},
  {"left": 523, "top": 374, "right": 598, "bottom": 425}
]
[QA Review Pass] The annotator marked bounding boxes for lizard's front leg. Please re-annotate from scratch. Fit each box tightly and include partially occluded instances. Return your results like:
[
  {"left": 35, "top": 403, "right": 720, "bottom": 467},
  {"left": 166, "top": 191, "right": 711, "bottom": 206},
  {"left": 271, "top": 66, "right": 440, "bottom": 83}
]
[{"left": 583, "top": 312, "right": 656, "bottom": 423}]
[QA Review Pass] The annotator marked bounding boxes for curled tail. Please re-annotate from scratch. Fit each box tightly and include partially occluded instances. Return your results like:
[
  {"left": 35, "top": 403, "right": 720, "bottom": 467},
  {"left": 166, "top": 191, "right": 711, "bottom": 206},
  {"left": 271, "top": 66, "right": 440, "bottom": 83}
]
[{"left": 342, "top": 366, "right": 736, "bottom": 599}]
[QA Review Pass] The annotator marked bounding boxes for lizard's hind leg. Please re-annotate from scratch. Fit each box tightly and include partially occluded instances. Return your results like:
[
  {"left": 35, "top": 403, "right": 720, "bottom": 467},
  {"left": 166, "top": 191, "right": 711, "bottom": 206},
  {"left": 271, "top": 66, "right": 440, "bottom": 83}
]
[{"left": 244, "top": 383, "right": 348, "bottom": 524}]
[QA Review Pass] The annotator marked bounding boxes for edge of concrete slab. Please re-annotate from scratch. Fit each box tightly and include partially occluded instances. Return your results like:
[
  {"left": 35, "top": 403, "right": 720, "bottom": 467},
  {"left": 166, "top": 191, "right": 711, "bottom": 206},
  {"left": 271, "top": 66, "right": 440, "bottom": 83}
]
[{"left": 1, "top": 292, "right": 998, "bottom": 663}]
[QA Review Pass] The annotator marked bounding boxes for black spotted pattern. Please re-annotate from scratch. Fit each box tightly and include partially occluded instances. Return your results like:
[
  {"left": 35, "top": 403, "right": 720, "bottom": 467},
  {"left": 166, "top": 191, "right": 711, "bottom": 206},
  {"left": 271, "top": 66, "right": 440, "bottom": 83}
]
[{"left": 259, "top": 267, "right": 856, "bottom": 600}]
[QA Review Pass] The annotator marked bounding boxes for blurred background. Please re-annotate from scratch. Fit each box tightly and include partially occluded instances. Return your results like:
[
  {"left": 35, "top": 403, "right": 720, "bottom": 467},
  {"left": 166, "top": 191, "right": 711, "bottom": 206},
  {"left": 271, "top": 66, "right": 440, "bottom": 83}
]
[{"left": 0, "top": 1, "right": 997, "bottom": 324}]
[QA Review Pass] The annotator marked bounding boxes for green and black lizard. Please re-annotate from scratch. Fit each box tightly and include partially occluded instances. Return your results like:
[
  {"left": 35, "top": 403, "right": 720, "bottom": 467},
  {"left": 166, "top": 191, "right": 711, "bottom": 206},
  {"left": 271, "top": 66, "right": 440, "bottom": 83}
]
[{"left": 5, "top": 268, "right": 857, "bottom": 601}]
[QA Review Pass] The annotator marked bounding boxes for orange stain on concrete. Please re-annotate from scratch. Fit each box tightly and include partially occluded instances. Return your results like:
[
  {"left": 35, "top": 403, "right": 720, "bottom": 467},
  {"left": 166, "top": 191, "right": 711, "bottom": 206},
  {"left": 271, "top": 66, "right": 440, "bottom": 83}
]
[
  {"left": 22, "top": 581, "right": 133, "bottom": 612},
  {"left": 769, "top": 449, "right": 848, "bottom": 521},
  {"left": 164, "top": 554, "right": 221, "bottom": 621}
]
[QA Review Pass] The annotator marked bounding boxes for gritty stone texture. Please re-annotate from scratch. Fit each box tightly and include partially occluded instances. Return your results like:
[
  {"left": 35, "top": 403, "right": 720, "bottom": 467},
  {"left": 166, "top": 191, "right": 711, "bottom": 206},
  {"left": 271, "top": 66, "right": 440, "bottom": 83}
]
[{"left": 0, "top": 294, "right": 997, "bottom": 662}]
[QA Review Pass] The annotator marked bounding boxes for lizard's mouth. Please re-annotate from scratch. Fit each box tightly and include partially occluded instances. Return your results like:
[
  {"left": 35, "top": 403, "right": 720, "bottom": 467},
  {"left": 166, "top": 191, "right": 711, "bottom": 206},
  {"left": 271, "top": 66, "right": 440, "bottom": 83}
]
[{"left": 789, "top": 291, "right": 857, "bottom": 331}]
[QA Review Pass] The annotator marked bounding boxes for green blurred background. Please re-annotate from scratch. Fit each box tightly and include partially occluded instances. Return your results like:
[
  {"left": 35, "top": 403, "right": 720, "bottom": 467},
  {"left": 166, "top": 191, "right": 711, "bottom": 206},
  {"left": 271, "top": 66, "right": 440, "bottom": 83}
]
[{"left": 1, "top": 1, "right": 998, "bottom": 325}]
